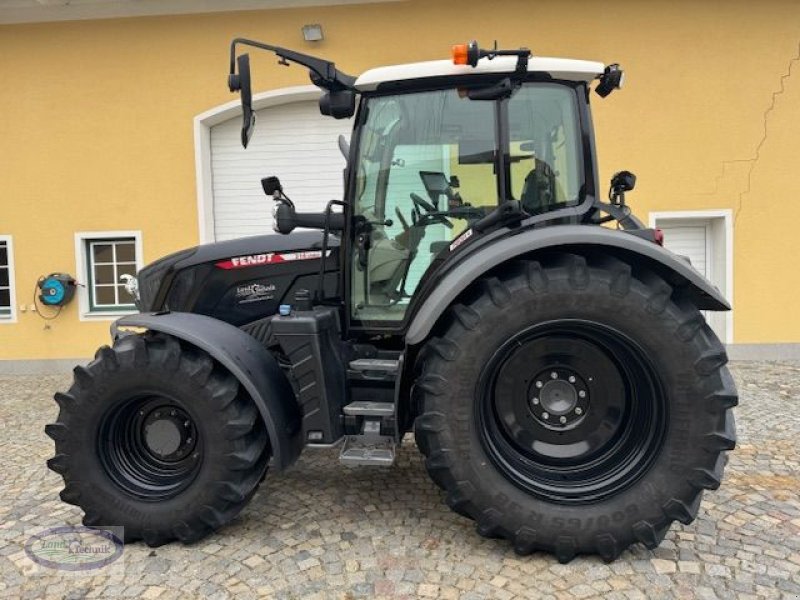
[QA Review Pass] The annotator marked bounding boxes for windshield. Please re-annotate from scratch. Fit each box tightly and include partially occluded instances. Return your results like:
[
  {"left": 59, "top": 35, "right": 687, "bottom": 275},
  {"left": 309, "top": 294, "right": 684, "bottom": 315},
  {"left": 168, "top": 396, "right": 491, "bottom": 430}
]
[{"left": 351, "top": 83, "right": 584, "bottom": 324}]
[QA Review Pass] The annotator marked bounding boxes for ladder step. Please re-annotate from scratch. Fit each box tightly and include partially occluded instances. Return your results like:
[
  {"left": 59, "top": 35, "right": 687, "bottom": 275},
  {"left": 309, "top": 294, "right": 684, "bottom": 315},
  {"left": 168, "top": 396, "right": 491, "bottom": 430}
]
[
  {"left": 343, "top": 401, "right": 395, "bottom": 417},
  {"left": 348, "top": 359, "right": 399, "bottom": 375},
  {"left": 339, "top": 436, "right": 395, "bottom": 466}
]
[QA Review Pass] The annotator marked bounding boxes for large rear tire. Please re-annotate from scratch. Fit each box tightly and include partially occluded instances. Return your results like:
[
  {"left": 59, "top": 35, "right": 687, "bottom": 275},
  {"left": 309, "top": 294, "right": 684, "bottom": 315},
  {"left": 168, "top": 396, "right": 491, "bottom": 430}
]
[
  {"left": 414, "top": 253, "right": 737, "bottom": 562},
  {"left": 46, "top": 333, "right": 270, "bottom": 546}
]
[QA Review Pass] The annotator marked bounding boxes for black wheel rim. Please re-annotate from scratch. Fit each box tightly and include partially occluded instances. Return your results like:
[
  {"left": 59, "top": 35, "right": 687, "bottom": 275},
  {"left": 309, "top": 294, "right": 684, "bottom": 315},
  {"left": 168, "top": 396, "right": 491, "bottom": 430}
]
[
  {"left": 98, "top": 395, "right": 202, "bottom": 501},
  {"left": 477, "top": 319, "right": 667, "bottom": 504}
]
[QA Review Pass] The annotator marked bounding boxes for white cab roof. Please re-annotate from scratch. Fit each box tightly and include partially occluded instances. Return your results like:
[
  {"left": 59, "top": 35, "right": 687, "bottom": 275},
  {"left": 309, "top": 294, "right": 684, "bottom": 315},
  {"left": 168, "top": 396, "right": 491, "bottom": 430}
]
[{"left": 355, "top": 56, "right": 605, "bottom": 92}]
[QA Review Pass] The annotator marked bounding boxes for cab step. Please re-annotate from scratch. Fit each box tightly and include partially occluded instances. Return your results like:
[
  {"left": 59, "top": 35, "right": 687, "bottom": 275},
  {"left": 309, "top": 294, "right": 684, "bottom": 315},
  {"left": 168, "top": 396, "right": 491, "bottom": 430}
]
[
  {"left": 339, "top": 436, "right": 395, "bottom": 466},
  {"left": 348, "top": 358, "right": 399, "bottom": 380},
  {"left": 343, "top": 401, "right": 395, "bottom": 417},
  {"left": 339, "top": 418, "right": 396, "bottom": 466}
]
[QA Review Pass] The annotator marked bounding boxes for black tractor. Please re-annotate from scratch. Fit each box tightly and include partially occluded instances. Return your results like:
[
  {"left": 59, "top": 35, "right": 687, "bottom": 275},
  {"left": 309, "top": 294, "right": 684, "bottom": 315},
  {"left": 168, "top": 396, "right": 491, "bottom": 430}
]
[{"left": 47, "top": 39, "right": 736, "bottom": 562}]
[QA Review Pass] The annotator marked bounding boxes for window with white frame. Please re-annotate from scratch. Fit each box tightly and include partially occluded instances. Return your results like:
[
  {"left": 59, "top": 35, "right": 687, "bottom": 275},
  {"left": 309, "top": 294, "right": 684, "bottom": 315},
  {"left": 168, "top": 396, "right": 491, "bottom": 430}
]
[
  {"left": 0, "top": 237, "right": 14, "bottom": 320},
  {"left": 84, "top": 237, "right": 139, "bottom": 312}
]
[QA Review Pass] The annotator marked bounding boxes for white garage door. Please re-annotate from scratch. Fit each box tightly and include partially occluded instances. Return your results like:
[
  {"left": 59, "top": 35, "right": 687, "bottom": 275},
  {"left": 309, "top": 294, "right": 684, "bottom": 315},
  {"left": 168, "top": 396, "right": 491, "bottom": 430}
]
[
  {"left": 660, "top": 223, "right": 709, "bottom": 277},
  {"left": 210, "top": 100, "right": 352, "bottom": 241}
]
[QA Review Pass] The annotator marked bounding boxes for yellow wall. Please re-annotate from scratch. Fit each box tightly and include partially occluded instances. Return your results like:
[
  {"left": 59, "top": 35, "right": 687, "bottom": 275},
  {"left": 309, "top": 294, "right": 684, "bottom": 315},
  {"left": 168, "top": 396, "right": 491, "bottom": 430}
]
[{"left": 1, "top": 0, "right": 799, "bottom": 360}]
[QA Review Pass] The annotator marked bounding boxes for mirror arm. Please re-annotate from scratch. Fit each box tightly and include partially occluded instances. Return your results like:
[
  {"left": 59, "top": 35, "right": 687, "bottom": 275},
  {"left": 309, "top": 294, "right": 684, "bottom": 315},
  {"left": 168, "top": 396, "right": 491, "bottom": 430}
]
[{"left": 229, "top": 38, "right": 356, "bottom": 91}]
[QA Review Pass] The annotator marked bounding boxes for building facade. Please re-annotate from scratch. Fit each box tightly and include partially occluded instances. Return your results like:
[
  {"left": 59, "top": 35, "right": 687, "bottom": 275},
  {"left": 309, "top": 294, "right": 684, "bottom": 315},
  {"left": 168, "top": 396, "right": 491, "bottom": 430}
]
[{"left": 1, "top": 0, "right": 799, "bottom": 369}]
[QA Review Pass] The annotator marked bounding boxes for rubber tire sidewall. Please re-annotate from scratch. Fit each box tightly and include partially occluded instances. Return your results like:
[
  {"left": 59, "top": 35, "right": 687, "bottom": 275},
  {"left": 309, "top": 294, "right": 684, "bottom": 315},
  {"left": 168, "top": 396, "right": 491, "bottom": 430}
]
[{"left": 415, "top": 256, "right": 730, "bottom": 556}]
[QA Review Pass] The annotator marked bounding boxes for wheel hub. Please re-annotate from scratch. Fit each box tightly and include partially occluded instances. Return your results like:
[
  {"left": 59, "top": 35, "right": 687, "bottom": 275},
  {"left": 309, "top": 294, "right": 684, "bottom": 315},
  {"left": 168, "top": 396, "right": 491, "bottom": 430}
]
[
  {"left": 529, "top": 368, "right": 588, "bottom": 428},
  {"left": 142, "top": 407, "right": 196, "bottom": 461}
]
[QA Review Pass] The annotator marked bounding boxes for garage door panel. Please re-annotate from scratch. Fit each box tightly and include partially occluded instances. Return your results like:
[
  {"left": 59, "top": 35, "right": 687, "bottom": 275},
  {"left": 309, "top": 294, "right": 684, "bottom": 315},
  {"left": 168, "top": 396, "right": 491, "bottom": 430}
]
[{"left": 210, "top": 99, "right": 352, "bottom": 241}]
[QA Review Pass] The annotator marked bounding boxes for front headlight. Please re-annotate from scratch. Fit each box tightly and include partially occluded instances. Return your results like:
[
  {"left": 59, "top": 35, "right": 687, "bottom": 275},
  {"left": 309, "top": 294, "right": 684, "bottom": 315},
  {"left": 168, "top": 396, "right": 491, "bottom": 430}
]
[
  {"left": 136, "top": 248, "right": 194, "bottom": 311},
  {"left": 119, "top": 274, "right": 140, "bottom": 302}
]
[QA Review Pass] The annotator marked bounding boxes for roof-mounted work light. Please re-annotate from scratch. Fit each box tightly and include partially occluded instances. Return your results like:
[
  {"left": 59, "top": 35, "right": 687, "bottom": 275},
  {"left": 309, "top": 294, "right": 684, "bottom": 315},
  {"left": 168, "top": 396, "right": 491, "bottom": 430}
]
[{"left": 595, "top": 63, "right": 624, "bottom": 97}]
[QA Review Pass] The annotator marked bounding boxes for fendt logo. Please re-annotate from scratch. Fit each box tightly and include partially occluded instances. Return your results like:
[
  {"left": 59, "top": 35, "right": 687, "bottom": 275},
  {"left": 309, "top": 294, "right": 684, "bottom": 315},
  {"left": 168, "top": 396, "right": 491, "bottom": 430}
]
[{"left": 215, "top": 250, "right": 330, "bottom": 270}]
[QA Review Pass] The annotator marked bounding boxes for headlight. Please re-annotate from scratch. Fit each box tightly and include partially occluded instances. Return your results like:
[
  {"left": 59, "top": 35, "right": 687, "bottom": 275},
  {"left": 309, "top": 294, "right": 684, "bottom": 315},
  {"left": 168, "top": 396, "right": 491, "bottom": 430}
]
[
  {"left": 119, "top": 274, "right": 139, "bottom": 301},
  {"left": 136, "top": 248, "right": 194, "bottom": 311}
]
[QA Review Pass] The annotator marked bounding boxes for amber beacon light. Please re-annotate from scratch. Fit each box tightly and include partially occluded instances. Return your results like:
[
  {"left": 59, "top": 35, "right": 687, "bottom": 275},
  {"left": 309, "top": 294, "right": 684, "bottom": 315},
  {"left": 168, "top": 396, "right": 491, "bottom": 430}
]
[{"left": 451, "top": 41, "right": 480, "bottom": 67}]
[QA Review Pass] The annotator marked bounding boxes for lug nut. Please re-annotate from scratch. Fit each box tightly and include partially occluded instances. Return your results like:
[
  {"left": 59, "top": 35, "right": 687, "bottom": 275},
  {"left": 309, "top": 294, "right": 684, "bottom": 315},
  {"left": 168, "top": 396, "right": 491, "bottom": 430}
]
[
  {"left": 184, "top": 420, "right": 191, "bottom": 428},
  {"left": 568, "top": 375, "right": 576, "bottom": 383},
  {"left": 531, "top": 397, "right": 540, "bottom": 405},
  {"left": 170, "top": 410, "right": 177, "bottom": 417},
  {"left": 535, "top": 381, "right": 543, "bottom": 389},
  {"left": 542, "top": 412, "right": 550, "bottom": 420},
  {"left": 559, "top": 416, "right": 567, "bottom": 424},
  {"left": 550, "top": 372, "right": 558, "bottom": 379},
  {"left": 578, "top": 391, "right": 586, "bottom": 398},
  {"left": 575, "top": 407, "right": 583, "bottom": 415}
]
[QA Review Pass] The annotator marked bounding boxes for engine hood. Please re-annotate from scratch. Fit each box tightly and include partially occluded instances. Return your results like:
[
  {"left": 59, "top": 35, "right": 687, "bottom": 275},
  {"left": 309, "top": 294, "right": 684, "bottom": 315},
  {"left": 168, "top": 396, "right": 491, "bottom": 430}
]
[{"left": 178, "top": 231, "right": 339, "bottom": 269}]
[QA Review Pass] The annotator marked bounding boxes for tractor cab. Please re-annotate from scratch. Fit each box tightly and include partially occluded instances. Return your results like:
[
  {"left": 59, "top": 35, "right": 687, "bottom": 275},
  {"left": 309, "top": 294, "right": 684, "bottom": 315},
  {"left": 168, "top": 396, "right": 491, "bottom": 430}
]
[
  {"left": 348, "top": 60, "right": 595, "bottom": 323},
  {"left": 232, "top": 40, "right": 618, "bottom": 330}
]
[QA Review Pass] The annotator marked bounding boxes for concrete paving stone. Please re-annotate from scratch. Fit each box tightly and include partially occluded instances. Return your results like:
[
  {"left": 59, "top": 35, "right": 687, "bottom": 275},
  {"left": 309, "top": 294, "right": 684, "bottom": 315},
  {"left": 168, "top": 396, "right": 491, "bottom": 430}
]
[{"left": 1, "top": 362, "right": 798, "bottom": 598}]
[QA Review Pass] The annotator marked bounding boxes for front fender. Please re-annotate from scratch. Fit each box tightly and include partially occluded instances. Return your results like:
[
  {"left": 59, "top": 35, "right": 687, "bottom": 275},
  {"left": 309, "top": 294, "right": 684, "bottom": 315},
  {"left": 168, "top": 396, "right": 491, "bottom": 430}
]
[
  {"left": 112, "top": 312, "right": 302, "bottom": 471},
  {"left": 405, "top": 225, "right": 730, "bottom": 346}
]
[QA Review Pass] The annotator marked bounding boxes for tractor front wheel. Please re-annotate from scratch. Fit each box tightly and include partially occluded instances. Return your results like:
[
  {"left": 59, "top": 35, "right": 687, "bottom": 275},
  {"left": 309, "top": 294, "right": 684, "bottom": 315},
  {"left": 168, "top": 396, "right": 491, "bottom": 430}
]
[
  {"left": 46, "top": 333, "right": 269, "bottom": 546},
  {"left": 414, "top": 253, "right": 737, "bottom": 562}
]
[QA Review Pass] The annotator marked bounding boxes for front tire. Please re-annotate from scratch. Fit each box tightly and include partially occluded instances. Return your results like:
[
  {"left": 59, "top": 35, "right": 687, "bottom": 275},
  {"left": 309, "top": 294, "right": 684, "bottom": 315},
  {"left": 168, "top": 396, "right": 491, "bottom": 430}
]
[
  {"left": 414, "top": 253, "right": 737, "bottom": 562},
  {"left": 46, "top": 333, "right": 270, "bottom": 546}
]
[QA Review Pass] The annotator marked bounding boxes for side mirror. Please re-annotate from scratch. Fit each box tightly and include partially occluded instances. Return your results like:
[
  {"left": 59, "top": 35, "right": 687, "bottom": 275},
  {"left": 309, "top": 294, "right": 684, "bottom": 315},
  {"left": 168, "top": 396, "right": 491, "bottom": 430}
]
[{"left": 228, "top": 53, "right": 256, "bottom": 148}]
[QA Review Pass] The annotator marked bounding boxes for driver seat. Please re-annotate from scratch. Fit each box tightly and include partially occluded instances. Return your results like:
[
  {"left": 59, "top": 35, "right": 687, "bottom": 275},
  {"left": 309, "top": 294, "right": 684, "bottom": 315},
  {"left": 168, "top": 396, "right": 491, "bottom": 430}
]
[{"left": 521, "top": 158, "right": 557, "bottom": 214}]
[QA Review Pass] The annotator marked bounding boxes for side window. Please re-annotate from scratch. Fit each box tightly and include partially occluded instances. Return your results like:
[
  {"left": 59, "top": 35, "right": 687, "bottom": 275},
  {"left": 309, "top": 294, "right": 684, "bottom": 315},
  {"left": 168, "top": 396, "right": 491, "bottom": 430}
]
[
  {"left": 0, "top": 236, "right": 16, "bottom": 322},
  {"left": 76, "top": 232, "right": 143, "bottom": 318},
  {"left": 509, "top": 85, "right": 583, "bottom": 214}
]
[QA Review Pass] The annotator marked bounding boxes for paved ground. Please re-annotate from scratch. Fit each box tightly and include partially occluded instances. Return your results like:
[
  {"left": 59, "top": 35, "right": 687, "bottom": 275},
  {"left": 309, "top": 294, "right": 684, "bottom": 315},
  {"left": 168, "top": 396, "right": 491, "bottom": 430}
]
[{"left": 0, "top": 361, "right": 799, "bottom": 600}]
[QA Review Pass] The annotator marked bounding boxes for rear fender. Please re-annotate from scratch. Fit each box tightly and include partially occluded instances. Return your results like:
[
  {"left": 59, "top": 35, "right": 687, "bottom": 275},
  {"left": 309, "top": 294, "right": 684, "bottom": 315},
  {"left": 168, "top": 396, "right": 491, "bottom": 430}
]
[
  {"left": 405, "top": 225, "right": 731, "bottom": 346},
  {"left": 112, "top": 312, "right": 302, "bottom": 470}
]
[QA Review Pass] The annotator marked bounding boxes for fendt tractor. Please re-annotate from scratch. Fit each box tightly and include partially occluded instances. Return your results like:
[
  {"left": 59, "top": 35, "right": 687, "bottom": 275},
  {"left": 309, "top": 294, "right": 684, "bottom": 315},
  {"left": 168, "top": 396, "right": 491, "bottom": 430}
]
[{"left": 47, "top": 39, "right": 737, "bottom": 562}]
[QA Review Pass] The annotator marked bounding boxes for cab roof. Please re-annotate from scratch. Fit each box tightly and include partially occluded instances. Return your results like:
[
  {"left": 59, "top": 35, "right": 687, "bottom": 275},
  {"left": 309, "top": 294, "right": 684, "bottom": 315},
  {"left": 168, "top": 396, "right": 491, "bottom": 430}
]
[{"left": 354, "top": 56, "right": 605, "bottom": 92}]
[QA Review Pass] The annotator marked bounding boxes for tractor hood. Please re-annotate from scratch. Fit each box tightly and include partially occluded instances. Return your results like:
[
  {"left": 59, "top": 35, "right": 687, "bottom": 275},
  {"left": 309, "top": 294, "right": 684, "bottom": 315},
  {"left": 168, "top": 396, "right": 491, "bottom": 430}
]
[{"left": 136, "top": 231, "right": 339, "bottom": 315}]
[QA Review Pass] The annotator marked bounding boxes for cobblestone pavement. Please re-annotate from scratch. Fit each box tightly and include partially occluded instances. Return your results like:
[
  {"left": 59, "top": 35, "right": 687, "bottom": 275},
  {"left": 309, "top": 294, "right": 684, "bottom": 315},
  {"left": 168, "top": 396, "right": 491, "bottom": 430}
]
[{"left": 1, "top": 361, "right": 798, "bottom": 599}]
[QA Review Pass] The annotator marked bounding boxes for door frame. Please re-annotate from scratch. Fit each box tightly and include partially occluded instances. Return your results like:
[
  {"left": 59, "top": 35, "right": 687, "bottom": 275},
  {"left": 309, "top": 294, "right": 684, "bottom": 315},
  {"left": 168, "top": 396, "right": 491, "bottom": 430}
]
[
  {"left": 649, "top": 209, "right": 733, "bottom": 344},
  {"left": 193, "top": 85, "right": 323, "bottom": 244}
]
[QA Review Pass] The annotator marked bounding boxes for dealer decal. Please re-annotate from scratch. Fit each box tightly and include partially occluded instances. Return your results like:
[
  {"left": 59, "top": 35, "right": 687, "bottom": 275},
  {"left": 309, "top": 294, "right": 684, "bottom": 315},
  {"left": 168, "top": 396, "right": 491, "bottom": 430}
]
[
  {"left": 215, "top": 249, "right": 331, "bottom": 270},
  {"left": 236, "top": 283, "right": 276, "bottom": 304}
]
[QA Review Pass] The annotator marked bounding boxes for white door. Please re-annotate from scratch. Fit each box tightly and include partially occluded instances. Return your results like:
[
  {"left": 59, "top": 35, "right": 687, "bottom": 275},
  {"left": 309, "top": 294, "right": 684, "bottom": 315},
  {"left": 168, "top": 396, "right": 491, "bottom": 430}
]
[
  {"left": 657, "top": 217, "right": 730, "bottom": 343},
  {"left": 660, "top": 223, "right": 709, "bottom": 278},
  {"left": 210, "top": 101, "right": 352, "bottom": 241}
]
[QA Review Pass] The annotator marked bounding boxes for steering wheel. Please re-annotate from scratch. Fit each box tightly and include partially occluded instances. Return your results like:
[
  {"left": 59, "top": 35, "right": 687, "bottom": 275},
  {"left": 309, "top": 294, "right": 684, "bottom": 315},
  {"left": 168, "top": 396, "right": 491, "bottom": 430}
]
[{"left": 410, "top": 193, "right": 453, "bottom": 229}]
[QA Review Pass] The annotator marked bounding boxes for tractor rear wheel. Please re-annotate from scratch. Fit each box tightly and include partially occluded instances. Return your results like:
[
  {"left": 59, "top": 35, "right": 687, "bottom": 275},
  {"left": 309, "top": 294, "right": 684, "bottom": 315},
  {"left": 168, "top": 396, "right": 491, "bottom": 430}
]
[
  {"left": 414, "top": 253, "right": 737, "bottom": 562},
  {"left": 46, "top": 333, "right": 269, "bottom": 546}
]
